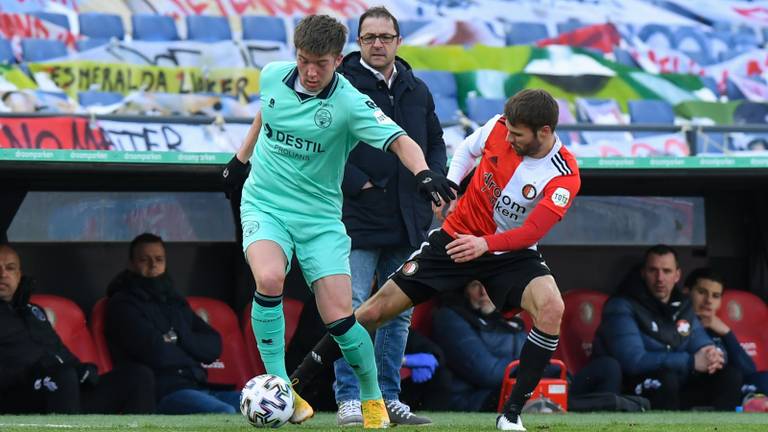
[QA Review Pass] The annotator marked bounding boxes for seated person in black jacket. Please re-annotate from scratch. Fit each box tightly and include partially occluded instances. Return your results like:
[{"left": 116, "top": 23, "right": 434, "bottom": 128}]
[
  {"left": 686, "top": 267, "right": 768, "bottom": 396},
  {"left": 433, "top": 280, "right": 622, "bottom": 412},
  {"left": 593, "top": 244, "right": 743, "bottom": 411},
  {"left": 0, "top": 244, "right": 155, "bottom": 414},
  {"left": 105, "top": 233, "right": 240, "bottom": 414}
]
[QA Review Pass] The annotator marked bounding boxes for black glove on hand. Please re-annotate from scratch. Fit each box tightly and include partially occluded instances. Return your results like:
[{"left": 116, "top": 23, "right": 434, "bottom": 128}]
[
  {"left": 415, "top": 170, "right": 458, "bottom": 206},
  {"left": 221, "top": 156, "right": 251, "bottom": 198},
  {"left": 75, "top": 363, "right": 100, "bottom": 387}
]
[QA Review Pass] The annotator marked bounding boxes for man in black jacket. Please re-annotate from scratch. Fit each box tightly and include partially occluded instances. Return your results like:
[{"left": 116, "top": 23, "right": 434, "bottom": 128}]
[
  {"left": 0, "top": 244, "right": 155, "bottom": 414},
  {"left": 105, "top": 233, "right": 240, "bottom": 414},
  {"left": 332, "top": 6, "right": 446, "bottom": 426}
]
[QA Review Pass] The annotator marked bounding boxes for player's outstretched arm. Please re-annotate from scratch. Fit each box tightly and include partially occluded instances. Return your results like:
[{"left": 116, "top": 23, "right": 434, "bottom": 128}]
[
  {"left": 237, "top": 110, "right": 262, "bottom": 163},
  {"left": 389, "top": 135, "right": 458, "bottom": 206}
]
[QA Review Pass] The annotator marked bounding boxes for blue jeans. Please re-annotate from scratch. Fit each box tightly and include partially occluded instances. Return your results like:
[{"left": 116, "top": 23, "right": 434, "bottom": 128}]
[
  {"left": 334, "top": 246, "right": 414, "bottom": 402},
  {"left": 157, "top": 388, "right": 241, "bottom": 414}
]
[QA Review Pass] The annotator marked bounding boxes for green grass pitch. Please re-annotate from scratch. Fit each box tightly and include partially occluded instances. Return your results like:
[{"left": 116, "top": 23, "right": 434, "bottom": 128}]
[{"left": 1, "top": 412, "right": 767, "bottom": 431}]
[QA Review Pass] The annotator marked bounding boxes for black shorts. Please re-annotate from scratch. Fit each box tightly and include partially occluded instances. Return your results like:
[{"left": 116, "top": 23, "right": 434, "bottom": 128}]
[{"left": 391, "top": 229, "right": 552, "bottom": 309}]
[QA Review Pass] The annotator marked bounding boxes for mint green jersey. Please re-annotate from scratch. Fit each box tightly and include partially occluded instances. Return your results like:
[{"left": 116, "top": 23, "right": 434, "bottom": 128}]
[{"left": 243, "top": 61, "right": 405, "bottom": 219}]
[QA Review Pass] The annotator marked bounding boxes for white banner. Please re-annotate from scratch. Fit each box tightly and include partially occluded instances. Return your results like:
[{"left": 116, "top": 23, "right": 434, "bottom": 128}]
[
  {"left": 68, "top": 39, "right": 292, "bottom": 69},
  {"left": 97, "top": 119, "right": 250, "bottom": 153},
  {"left": 570, "top": 132, "right": 689, "bottom": 157},
  {"left": 663, "top": 0, "right": 768, "bottom": 26}
]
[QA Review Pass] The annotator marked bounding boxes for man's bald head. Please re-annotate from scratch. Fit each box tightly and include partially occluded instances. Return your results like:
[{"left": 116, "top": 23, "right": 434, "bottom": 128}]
[{"left": 0, "top": 244, "right": 21, "bottom": 303}]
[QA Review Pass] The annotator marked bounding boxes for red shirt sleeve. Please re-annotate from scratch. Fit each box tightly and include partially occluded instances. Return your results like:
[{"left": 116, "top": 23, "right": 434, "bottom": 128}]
[
  {"left": 482, "top": 204, "right": 561, "bottom": 252},
  {"left": 538, "top": 172, "right": 580, "bottom": 218}
]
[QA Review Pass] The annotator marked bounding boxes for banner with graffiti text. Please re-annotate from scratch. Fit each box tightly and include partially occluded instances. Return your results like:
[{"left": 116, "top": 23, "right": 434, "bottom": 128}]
[
  {"left": 28, "top": 61, "right": 260, "bottom": 98},
  {"left": 0, "top": 116, "right": 109, "bottom": 150},
  {"left": 71, "top": 39, "right": 292, "bottom": 69}
]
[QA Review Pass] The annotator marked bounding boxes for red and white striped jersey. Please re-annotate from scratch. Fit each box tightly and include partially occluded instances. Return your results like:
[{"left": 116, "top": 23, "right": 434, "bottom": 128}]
[{"left": 444, "top": 115, "right": 580, "bottom": 251}]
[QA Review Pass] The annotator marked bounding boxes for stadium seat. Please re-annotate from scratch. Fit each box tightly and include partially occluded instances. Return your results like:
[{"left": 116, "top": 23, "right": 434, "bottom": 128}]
[
  {"left": 187, "top": 297, "right": 253, "bottom": 389},
  {"left": 726, "top": 79, "right": 746, "bottom": 101},
  {"left": 398, "top": 19, "right": 430, "bottom": 38},
  {"left": 411, "top": 297, "right": 437, "bottom": 338},
  {"left": 413, "top": 70, "right": 456, "bottom": 97},
  {"left": 30, "top": 11, "right": 69, "bottom": 30},
  {"left": 132, "top": 14, "right": 179, "bottom": 41},
  {"left": 433, "top": 94, "right": 462, "bottom": 125},
  {"left": 0, "top": 38, "right": 15, "bottom": 64},
  {"left": 241, "top": 15, "right": 287, "bottom": 43},
  {"left": 78, "top": 90, "right": 124, "bottom": 107},
  {"left": 637, "top": 24, "right": 674, "bottom": 50},
  {"left": 558, "top": 290, "right": 609, "bottom": 373},
  {"left": 613, "top": 47, "right": 639, "bottom": 68},
  {"left": 20, "top": 38, "right": 67, "bottom": 62},
  {"left": 346, "top": 18, "right": 359, "bottom": 43},
  {"left": 556, "top": 18, "right": 585, "bottom": 35},
  {"left": 575, "top": 98, "right": 624, "bottom": 124},
  {"left": 76, "top": 38, "right": 110, "bottom": 51},
  {"left": 505, "top": 21, "right": 549, "bottom": 46},
  {"left": 628, "top": 99, "right": 675, "bottom": 137},
  {"left": 79, "top": 13, "right": 124, "bottom": 40},
  {"left": 700, "top": 76, "right": 720, "bottom": 97},
  {"left": 716, "top": 290, "right": 768, "bottom": 371},
  {"left": 733, "top": 102, "right": 768, "bottom": 125},
  {"left": 186, "top": 15, "right": 232, "bottom": 42},
  {"left": 30, "top": 294, "right": 103, "bottom": 372},
  {"left": 241, "top": 297, "right": 304, "bottom": 377},
  {"left": 90, "top": 297, "right": 113, "bottom": 373},
  {"left": 466, "top": 96, "right": 505, "bottom": 125}
]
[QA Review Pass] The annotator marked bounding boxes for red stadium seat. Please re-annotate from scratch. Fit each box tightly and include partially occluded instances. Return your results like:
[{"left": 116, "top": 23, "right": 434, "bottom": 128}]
[
  {"left": 716, "top": 290, "right": 768, "bottom": 371},
  {"left": 30, "top": 294, "right": 103, "bottom": 373},
  {"left": 411, "top": 298, "right": 437, "bottom": 337},
  {"left": 89, "top": 297, "right": 113, "bottom": 372},
  {"left": 559, "top": 290, "right": 609, "bottom": 373},
  {"left": 187, "top": 296, "right": 254, "bottom": 389},
  {"left": 241, "top": 297, "right": 305, "bottom": 377}
]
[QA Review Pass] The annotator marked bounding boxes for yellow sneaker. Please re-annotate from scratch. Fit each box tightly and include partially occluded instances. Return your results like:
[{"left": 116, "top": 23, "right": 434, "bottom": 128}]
[
  {"left": 361, "top": 398, "right": 390, "bottom": 429},
  {"left": 289, "top": 389, "right": 314, "bottom": 424}
]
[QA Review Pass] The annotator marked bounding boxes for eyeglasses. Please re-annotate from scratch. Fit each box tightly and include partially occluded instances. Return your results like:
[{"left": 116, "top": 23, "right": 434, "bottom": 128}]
[{"left": 359, "top": 33, "right": 399, "bottom": 45}]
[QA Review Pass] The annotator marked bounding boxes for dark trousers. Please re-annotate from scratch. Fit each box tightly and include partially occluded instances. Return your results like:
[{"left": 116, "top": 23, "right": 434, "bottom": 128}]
[
  {"left": 626, "top": 364, "right": 743, "bottom": 411},
  {"left": 570, "top": 356, "right": 623, "bottom": 396},
  {"left": 0, "top": 363, "right": 156, "bottom": 414}
]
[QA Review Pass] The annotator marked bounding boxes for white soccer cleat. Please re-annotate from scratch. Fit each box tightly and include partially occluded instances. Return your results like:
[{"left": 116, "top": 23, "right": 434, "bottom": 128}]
[{"left": 496, "top": 412, "right": 526, "bottom": 431}]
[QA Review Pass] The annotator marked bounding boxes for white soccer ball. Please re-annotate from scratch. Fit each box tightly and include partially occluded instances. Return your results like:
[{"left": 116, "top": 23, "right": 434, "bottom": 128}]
[{"left": 240, "top": 374, "right": 295, "bottom": 428}]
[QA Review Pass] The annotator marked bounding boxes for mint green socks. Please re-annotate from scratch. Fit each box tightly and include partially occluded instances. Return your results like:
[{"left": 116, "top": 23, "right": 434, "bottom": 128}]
[
  {"left": 328, "top": 316, "right": 382, "bottom": 401},
  {"left": 251, "top": 292, "right": 288, "bottom": 382}
]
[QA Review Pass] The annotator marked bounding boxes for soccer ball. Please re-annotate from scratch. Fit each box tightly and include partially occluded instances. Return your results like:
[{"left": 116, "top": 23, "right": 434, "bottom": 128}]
[{"left": 240, "top": 374, "right": 295, "bottom": 428}]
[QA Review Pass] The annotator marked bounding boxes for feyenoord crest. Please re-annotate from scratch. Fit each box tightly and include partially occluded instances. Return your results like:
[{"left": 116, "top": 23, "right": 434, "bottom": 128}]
[
  {"left": 401, "top": 260, "right": 419, "bottom": 276},
  {"left": 676, "top": 319, "right": 691, "bottom": 336},
  {"left": 314, "top": 108, "right": 332, "bottom": 128},
  {"left": 521, "top": 184, "right": 537, "bottom": 200}
]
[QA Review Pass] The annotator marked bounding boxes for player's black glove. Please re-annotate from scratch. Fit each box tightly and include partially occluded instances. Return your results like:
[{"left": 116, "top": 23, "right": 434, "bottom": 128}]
[
  {"left": 221, "top": 156, "right": 251, "bottom": 199},
  {"left": 415, "top": 170, "right": 458, "bottom": 206}
]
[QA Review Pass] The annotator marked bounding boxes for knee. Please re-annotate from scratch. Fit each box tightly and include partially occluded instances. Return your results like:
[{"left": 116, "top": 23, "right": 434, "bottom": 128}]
[
  {"left": 535, "top": 292, "right": 564, "bottom": 329},
  {"left": 255, "top": 271, "right": 285, "bottom": 295}
]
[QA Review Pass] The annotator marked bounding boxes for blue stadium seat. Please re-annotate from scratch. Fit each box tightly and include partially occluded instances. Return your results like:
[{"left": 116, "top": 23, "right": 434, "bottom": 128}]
[
  {"left": 79, "top": 13, "right": 124, "bottom": 40},
  {"left": 613, "top": 47, "right": 639, "bottom": 67},
  {"left": 557, "top": 19, "right": 584, "bottom": 35},
  {"left": 733, "top": 102, "right": 768, "bottom": 125},
  {"left": 398, "top": 19, "right": 429, "bottom": 38},
  {"left": 132, "top": 14, "right": 179, "bottom": 41},
  {"left": 30, "top": 12, "right": 69, "bottom": 30},
  {"left": 700, "top": 76, "right": 720, "bottom": 97},
  {"left": 726, "top": 79, "right": 746, "bottom": 101},
  {"left": 241, "top": 15, "right": 287, "bottom": 43},
  {"left": 466, "top": 97, "right": 504, "bottom": 125},
  {"left": 575, "top": 98, "right": 623, "bottom": 123},
  {"left": 187, "top": 15, "right": 232, "bottom": 42},
  {"left": 673, "top": 26, "right": 714, "bottom": 65},
  {"left": 0, "top": 38, "right": 15, "bottom": 64},
  {"left": 347, "top": 18, "right": 359, "bottom": 43},
  {"left": 76, "top": 38, "right": 109, "bottom": 51},
  {"left": 433, "top": 94, "right": 461, "bottom": 125},
  {"left": 20, "top": 38, "right": 67, "bottom": 62},
  {"left": 638, "top": 24, "right": 674, "bottom": 50},
  {"left": 78, "top": 90, "right": 124, "bottom": 107},
  {"left": 506, "top": 22, "right": 549, "bottom": 45},
  {"left": 413, "top": 70, "right": 456, "bottom": 98},
  {"left": 628, "top": 100, "right": 675, "bottom": 137}
]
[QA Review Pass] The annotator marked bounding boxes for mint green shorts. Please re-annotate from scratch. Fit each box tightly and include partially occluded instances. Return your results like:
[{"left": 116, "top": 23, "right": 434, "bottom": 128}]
[{"left": 241, "top": 207, "right": 351, "bottom": 286}]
